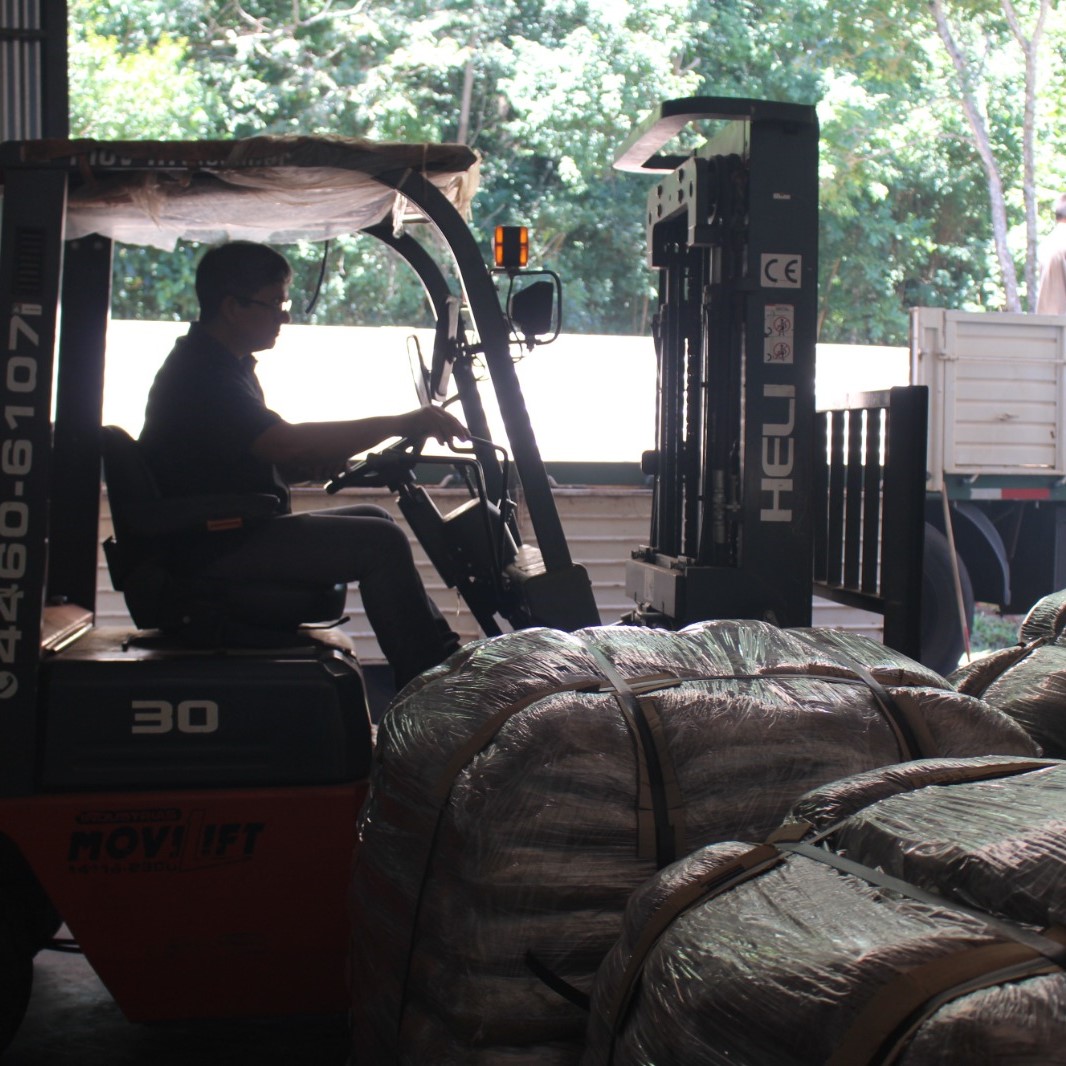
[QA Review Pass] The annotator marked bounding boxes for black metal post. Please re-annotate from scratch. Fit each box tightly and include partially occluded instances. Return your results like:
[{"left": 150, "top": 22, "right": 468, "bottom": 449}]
[
  {"left": 48, "top": 234, "right": 113, "bottom": 613},
  {"left": 0, "top": 166, "right": 67, "bottom": 796}
]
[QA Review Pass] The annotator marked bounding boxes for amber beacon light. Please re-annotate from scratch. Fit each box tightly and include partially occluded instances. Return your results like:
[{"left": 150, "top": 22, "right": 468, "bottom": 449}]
[{"left": 493, "top": 225, "right": 529, "bottom": 270}]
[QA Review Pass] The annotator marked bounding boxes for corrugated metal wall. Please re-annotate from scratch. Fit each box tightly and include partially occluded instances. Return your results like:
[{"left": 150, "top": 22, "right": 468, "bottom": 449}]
[
  {"left": 97, "top": 485, "right": 881, "bottom": 663},
  {"left": 1, "top": 0, "right": 67, "bottom": 140}
]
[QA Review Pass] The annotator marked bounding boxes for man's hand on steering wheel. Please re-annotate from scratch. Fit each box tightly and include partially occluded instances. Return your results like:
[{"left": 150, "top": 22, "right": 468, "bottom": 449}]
[
  {"left": 325, "top": 406, "right": 469, "bottom": 494},
  {"left": 405, "top": 405, "right": 469, "bottom": 446}
]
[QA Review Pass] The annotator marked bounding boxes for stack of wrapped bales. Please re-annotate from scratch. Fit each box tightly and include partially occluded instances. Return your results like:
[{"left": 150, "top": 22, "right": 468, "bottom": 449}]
[
  {"left": 952, "top": 590, "right": 1066, "bottom": 755},
  {"left": 586, "top": 755, "right": 1066, "bottom": 1066},
  {"left": 349, "top": 622, "right": 1038, "bottom": 1065}
]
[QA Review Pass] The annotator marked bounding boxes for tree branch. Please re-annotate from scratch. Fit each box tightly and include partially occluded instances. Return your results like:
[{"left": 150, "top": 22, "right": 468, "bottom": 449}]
[
  {"left": 230, "top": 0, "right": 369, "bottom": 41},
  {"left": 930, "top": 0, "right": 1020, "bottom": 309},
  {"left": 1001, "top": 0, "right": 1050, "bottom": 308}
]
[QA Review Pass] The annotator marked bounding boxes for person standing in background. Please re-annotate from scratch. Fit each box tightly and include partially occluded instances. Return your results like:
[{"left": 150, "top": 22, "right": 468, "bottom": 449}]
[{"left": 1036, "top": 193, "right": 1066, "bottom": 314}]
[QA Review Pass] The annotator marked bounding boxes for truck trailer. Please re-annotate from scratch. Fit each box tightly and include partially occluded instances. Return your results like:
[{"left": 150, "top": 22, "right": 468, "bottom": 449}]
[{"left": 911, "top": 307, "right": 1066, "bottom": 671}]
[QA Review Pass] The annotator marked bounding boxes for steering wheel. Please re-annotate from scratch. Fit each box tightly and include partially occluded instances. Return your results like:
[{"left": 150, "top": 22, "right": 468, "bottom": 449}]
[{"left": 325, "top": 436, "right": 427, "bottom": 494}]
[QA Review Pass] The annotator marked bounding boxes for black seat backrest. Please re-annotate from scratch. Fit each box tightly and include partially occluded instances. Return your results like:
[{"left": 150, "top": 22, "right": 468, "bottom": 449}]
[
  {"left": 102, "top": 425, "right": 281, "bottom": 545},
  {"left": 99, "top": 425, "right": 348, "bottom": 639},
  {"left": 100, "top": 425, "right": 160, "bottom": 543}
]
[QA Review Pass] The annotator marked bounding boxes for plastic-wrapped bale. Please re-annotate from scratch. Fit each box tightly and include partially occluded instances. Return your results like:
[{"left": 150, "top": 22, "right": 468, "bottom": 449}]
[
  {"left": 349, "top": 621, "right": 1039, "bottom": 1066},
  {"left": 952, "top": 589, "right": 1066, "bottom": 755},
  {"left": 585, "top": 755, "right": 1066, "bottom": 1066}
]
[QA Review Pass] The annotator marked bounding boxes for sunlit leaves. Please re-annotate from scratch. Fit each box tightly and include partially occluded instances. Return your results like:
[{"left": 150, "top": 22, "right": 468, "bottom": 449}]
[
  {"left": 65, "top": 0, "right": 1066, "bottom": 339},
  {"left": 69, "top": 29, "right": 221, "bottom": 139}
]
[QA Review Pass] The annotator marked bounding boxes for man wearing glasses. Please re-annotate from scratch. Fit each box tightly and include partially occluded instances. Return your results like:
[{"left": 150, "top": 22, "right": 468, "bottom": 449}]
[{"left": 139, "top": 240, "right": 466, "bottom": 688}]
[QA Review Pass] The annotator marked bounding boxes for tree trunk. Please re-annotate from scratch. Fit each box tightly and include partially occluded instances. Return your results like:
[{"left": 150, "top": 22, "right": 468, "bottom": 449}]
[
  {"left": 931, "top": 0, "right": 1020, "bottom": 310},
  {"left": 457, "top": 59, "right": 475, "bottom": 145},
  {"left": 1002, "top": 0, "right": 1050, "bottom": 309}
]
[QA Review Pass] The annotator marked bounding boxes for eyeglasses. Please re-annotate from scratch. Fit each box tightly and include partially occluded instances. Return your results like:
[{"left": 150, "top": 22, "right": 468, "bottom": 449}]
[{"left": 236, "top": 296, "right": 292, "bottom": 314}]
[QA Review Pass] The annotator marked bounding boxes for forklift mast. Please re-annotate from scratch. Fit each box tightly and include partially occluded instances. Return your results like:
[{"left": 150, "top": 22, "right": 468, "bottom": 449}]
[{"left": 614, "top": 97, "right": 819, "bottom": 630}]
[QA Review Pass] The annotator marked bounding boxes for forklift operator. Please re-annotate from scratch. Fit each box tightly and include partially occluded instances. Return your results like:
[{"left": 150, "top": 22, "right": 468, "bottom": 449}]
[{"left": 138, "top": 240, "right": 466, "bottom": 688}]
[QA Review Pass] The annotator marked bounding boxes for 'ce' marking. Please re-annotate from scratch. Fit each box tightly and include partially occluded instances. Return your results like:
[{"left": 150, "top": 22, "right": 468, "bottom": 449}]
[{"left": 761, "top": 254, "right": 802, "bottom": 288}]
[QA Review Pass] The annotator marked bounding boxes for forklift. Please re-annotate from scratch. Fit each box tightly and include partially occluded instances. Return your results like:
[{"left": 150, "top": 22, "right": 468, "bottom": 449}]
[
  {"left": 0, "top": 133, "right": 599, "bottom": 1048},
  {"left": 0, "top": 98, "right": 927, "bottom": 1054},
  {"left": 613, "top": 98, "right": 926, "bottom": 663}
]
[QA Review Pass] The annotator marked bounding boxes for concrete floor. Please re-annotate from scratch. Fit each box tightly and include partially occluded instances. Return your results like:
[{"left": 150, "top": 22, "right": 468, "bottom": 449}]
[{"left": 4, "top": 935, "right": 350, "bottom": 1064}]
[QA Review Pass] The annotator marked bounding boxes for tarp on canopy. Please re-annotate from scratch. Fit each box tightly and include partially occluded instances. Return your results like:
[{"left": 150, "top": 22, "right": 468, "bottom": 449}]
[{"left": 0, "top": 136, "right": 481, "bottom": 249}]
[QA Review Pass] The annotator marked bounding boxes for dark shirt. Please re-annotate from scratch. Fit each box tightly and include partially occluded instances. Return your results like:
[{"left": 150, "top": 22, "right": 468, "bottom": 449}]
[{"left": 139, "top": 323, "right": 291, "bottom": 513}]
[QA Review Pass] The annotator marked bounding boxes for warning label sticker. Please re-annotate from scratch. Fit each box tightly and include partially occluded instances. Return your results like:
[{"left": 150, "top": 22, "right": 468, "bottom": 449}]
[{"left": 764, "top": 304, "right": 795, "bottom": 364}]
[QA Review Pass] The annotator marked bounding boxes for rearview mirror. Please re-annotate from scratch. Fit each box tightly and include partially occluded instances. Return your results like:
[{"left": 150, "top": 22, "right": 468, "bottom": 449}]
[{"left": 508, "top": 278, "right": 559, "bottom": 348}]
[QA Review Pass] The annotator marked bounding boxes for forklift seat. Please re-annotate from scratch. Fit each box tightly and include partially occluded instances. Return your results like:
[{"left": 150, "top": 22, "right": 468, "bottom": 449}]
[{"left": 100, "top": 425, "right": 348, "bottom": 644}]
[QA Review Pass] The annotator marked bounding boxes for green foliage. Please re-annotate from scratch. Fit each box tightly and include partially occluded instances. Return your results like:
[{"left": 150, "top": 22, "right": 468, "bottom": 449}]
[
  {"left": 971, "top": 605, "right": 1023, "bottom": 652},
  {"left": 110, "top": 245, "right": 200, "bottom": 321},
  {"left": 65, "top": 0, "right": 1066, "bottom": 340},
  {"left": 68, "top": 27, "right": 220, "bottom": 139},
  {"left": 815, "top": 67, "right": 1004, "bottom": 342}
]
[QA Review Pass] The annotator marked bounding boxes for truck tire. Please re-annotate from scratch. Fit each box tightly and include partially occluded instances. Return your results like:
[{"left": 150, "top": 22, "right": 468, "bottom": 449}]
[{"left": 922, "top": 523, "right": 975, "bottom": 677}]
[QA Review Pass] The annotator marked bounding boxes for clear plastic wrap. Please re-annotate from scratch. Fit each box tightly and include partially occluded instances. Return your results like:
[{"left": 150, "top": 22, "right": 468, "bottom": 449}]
[
  {"left": 349, "top": 622, "right": 1039, "bottom": 1065},
  {"left": 952, "top": 590, "right": 1066, "bottom": 756},
  {"left": 1018, "top": 589, "right": 1066, "bottom": 644},
  {"left": 39, "top": 135, "right": 481, "bottom": 249},
  {"left": 586, "top": 757, "right": 1066, "bottom": 1066}
]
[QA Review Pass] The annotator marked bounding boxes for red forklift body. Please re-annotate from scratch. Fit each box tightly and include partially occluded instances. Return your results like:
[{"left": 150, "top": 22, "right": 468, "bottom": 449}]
[{"left": 0, "top": 782, "right": 366, "bottom": 1020}]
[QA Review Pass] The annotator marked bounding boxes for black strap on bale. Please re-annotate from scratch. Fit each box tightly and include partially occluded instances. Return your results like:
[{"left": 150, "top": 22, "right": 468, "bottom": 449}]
[
  {"left": 779, "top": 839, "right": 1066, "bottom": 1065},
  {"left": 524, "top": 950, "right": 592, "bottom": 1012},
  {"left": 602, "top": 842, "right": 786, "bottom": 1065},
  {"left": 838, "top": 658, "right": 938, "bottom": 758},
  {"left": 826, "top": 939, "right": 1066, "bottom": 1066},
  {"left": 398, "top": 674, "right": 605, "bottom": 1044},
  {"left": 520, "top": 640, "right": 690, "bottom": 1011},
  {"left": 573, "top": 637, "right": 687, "bottom": 870},
  {"left": 743, "top": 657, "right": 939, "bottom": 761},
  {"left": 602, "top": 758, "right": 1063, "bottom": 1066},
  {"left": 405, "top": 665, "right": 687, "bottom": 1034},
  {"left": 617, "top": 660, "right": 940, "bottom": 762},
  {"left": 778, "top": 839, "right": 1066, "bottom": 967}
]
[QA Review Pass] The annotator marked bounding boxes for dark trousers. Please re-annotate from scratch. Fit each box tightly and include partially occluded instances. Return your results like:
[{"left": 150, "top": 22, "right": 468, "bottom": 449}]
[{"left": 203, "top": 504, "right": 460, "bottom": 688}]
